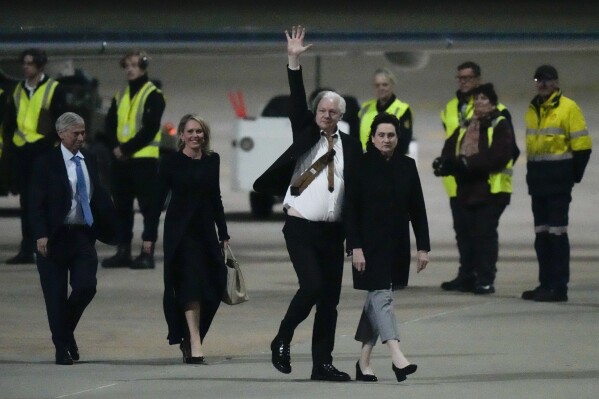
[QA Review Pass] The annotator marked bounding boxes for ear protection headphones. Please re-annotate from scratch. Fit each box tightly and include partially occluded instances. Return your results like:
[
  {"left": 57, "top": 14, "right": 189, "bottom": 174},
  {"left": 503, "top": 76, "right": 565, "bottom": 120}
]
[{"left": 120, "top": 51, "right": 149, "bottom": 70}]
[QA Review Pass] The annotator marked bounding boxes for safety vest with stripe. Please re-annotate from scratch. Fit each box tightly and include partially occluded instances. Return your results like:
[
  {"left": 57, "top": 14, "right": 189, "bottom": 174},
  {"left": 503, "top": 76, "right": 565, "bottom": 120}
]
[
  {"left": 441, "top": 96, "right": 509, "bottom": 197},
  {"left": 525, "top": 90, "right": 591, "bottom": 162},
  {"left": 455, "top": 115, "right": 513, "bottom": 195},
  {"left": 116, "top": 81, "right": 161, "bottom": 159},
  {"left": 12, "top": 78, "right": 58, "bottom": 147},
  {"left": 359, "top": 97, "right": 410, "bottom": 151}
]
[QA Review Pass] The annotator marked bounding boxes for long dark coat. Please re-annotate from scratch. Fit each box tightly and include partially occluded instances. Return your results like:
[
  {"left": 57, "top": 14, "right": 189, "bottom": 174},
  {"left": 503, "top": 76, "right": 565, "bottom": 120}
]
[
  {"left": 144, "top": 151, "right": 229, "bottom": 345},
  {"left": 345, "top": 146, "right": 430, "bottom": 290}
]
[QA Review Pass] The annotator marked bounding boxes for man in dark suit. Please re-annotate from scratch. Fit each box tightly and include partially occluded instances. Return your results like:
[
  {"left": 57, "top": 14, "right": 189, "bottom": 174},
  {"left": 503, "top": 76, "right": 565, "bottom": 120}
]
[
  {"left": 254, "top": 26, "right": 362, "bottom": 382},
  {"left": 29, "top": 112, "right": 118, "bottom": 365}
]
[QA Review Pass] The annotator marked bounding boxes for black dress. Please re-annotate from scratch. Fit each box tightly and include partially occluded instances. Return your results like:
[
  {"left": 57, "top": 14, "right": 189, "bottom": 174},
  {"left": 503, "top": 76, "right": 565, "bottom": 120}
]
[{"left": 144, "top": 151, "right": 229, "bottom": 345}]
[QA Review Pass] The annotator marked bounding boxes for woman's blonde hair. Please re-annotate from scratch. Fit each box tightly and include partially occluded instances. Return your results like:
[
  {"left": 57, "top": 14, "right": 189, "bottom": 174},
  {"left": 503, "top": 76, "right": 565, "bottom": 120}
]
[{"left": 177, "top": 113, "right": 212, "bottom": 154}]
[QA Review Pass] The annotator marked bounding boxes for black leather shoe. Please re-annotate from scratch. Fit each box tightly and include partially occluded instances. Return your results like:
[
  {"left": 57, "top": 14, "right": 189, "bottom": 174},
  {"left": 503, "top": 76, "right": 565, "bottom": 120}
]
[
  {"left": 6, "top": 251, "right": 35, "bottom": 264},
  {"left": 473, "top": 284, "right": 495, "bottom": 295},
  {"left": 355, "top": 360, "right": 377, "bottom": 382},
  {"left": 55, "top": 347, "right": 74, "bottom": 365},
  {"left": 68, "top": 341, "right": 80, "bottom": 361},
  {"left": 130, "top": 252, "right": 155, "bottom": 269},
  {"left": 441, "top": 276, "right": 475, "bottom": 292},
  {"left": 101, "top": 244, "right": 132, "bottom": 268},
  {"left": 522, "top": 286, "right": 543, "bottom": 300},
  {"left": 392, "top": 363, "right": 417, "bottom": 382},
  {"left": 534, "top": 289, "right": 568, "bottom": 302},
  {"left": 270, "top": 338, "right": 291, "bottom": 374},
  {"left": 311, "top": 363, "right": 351, "bottom": 382}
]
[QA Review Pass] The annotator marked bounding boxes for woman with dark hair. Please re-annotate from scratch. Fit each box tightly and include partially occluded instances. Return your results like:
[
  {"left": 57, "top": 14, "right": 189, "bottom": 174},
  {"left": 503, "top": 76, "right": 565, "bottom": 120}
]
[
  {"left": 433, "top": 83, "right": 515, "bottom": 295},
  {"left": 346, "top": 112, "right": 430, "bottom": 382},
  {"left": 143, "top": 114, "right": 230, "bottom": 364}
]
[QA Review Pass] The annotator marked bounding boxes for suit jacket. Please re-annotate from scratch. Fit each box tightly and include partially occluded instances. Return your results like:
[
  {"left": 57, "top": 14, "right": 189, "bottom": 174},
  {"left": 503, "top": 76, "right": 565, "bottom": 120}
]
[
  {"left": 29, "top": 146, "right": 119, "bottom": 252},
  {"left": 253, "top": 67, "right": 362, "bottom": 211},
  {"left": 345, "top": 145, "right": 430, "bottom": 290}
]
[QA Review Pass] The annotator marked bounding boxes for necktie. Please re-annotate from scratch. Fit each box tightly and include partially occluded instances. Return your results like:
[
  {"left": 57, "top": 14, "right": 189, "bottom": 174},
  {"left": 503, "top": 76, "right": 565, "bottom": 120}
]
[
  {"left": 289, "top": 134, "right": 335, "bottom": 196},
  {"left": 72, "top": 156, "right": 94, "bottom": 226}
]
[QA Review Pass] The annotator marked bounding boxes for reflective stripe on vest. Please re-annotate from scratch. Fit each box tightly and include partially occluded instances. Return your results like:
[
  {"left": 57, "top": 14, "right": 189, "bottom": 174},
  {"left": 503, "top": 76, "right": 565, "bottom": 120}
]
[
  {"left": 12, "top": 79, "right": 58, "bottom": 147},
  {"left": 455, "top": 116, "right": 513, "bottom": 194},
  {"left": 116, "top": 81, "right": 161, "bottom": 159},
  {"left": 359, "top": 97, "right": 410, "bottom": 151}
]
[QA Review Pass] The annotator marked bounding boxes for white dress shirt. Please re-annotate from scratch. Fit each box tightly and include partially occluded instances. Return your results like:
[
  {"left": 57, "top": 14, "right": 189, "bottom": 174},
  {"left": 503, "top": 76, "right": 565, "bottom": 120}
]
[
  {"left": 283, "top": 130, "right": 345, "bottom": 222},
  {"left": 60, "top": 144, "right": 91, "bottom": 225}
]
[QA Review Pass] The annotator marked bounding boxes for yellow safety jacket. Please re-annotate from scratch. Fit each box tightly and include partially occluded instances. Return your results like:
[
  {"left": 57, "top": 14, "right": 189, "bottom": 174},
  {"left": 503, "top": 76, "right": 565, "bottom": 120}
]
[
  {"left": 525, "top": 90, "right": 591, "bottom": 162},
  {"left": 359, "top": 97, "right": 410, "bottom": 151},
  {"left": 441, "top": 95, "right": 508, "bottom": 197},
  {"left": 455, "top": 115, "right": 513, "bottom": 194},
  {"left": 525, "top": 90, "right": 592, "bottom": 194},
  {"left": 115, "top": 81, "right": 161, "bottom": 159},
  {"left": 12, "top": 78, "right": 58, "bottom": 147}
]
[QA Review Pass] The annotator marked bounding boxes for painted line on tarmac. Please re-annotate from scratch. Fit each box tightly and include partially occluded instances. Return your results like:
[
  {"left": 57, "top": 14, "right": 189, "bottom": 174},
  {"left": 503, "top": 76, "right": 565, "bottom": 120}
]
[
  {"left": 403, "top": 299, "right": 502, "bottom": 324},
  {"left": 55, "top": 383, "right": 118, "bottom": 398}
]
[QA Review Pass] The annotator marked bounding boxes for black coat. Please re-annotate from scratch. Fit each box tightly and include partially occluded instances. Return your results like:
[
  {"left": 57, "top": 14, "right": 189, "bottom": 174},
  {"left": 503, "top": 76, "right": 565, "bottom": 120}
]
[
  {"left": 253, "top": 67, "right": 362, "bottom": 204},
  {"left": 345, "top": 146, "right": 430, "bottom": 290},
  {"left": 144, "top": 151, "right": 229, "bottom": 345},
  {"left": 29, "top": 146, "right": 119, "bottom": 251}
]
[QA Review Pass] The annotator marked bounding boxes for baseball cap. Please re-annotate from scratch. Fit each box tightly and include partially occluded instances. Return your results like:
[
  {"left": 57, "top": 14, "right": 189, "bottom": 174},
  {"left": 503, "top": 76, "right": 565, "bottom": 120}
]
[{"left": 534, "top": 65, "right": 558, "bottom": 81}]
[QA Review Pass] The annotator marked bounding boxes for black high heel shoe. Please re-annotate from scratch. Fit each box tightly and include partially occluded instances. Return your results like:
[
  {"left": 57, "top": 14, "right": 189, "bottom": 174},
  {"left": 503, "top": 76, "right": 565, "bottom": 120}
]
[
  {"left": 179, "top": 338, "right": 191, "bottom": 363},
  {"left": 355, "top": 361, "right": 378, "bottom": 382},
  {"left": 392, "top": 363, "right": 417, "bottom": 382},
  {"left": 185, "top": 356, "right": 206, "bottom": 365}
]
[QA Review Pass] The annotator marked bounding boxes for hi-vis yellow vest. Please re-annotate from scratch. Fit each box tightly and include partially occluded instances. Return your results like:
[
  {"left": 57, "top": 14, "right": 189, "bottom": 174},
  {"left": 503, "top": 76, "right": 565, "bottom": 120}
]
[
  {"left": 12, "top": 79, "right": 58, "bottom": 147},
  {"left": 359, "top": 97, "right": 410, "bottom": 151},
  {"left": 116, "top": 81, "right": 161, "bottom": 159},
  {"left": 441, "top": 96, "right": 508, "bottom": 197},
  {"left": 455, "top": 116, "right": 513, "bottom": 195}
]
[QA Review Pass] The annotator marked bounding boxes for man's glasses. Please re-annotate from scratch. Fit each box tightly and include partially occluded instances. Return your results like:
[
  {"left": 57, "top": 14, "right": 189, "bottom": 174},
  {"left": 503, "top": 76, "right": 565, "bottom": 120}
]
[{"left": 456, "top": 75, "right": 477, "bottom": 82}]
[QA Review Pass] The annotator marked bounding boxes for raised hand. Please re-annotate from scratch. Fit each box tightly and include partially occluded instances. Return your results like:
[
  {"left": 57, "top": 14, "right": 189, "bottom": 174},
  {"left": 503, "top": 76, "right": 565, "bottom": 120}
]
[{"left": 285, "top": 25, "right": 312, "bottom": 56}]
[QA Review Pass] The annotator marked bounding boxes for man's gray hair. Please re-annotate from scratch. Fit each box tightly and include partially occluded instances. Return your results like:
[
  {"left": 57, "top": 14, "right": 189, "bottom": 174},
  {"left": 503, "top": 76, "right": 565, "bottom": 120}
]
[
  {"left": 310, "top": 91, "right": 346, "bottom": 115},
  {"left": 55, "top": 112, "right": 85, "bottom": 133}
]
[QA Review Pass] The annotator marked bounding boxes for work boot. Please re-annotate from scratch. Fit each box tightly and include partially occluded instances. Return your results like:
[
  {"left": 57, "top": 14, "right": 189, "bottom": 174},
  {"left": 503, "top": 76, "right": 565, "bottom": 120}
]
[
  {"left": 440, "top": 275, "right": 475, "bottom": 292},
  {"left": 130, "top": 251, "right": 155, "bottom": 269},
  {"left": 6, "top": 250, "right": 35, "bottom": 264},
  {"left": 101, "top": 244, "right": 132, "bottom": 268}
]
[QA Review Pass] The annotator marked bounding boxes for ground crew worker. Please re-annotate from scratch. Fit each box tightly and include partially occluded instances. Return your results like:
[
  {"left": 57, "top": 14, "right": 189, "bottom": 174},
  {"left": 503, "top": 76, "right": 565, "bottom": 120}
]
[
  {"left": 4, "top": 48, "right": 66, "bottom": 264},
  {"left": 359, "top": 68, "right": 412, "bottom": 155},
  {"left": 439, "top": 62, "right": 517, "bottom": 292},
  {"left": 521, "top": 65, "right": 592, "bottom": 302},
  {"left": 101, "top": 50, "right": 165, "bottom": 270}
]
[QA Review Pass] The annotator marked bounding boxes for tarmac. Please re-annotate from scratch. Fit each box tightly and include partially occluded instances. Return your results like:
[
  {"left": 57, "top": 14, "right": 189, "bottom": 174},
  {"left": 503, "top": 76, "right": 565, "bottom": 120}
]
[{"left": 1, "top": 173, "right": 598, "bottom": 399}]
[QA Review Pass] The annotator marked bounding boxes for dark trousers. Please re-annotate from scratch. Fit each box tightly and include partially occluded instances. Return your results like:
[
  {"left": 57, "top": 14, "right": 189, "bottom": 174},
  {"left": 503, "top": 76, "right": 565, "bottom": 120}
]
[
  {"left": 531, "top": 194, "right": 571, "bottom": 293},
  {"left": 15, "top": 141, "right": 51, "bottom": 253},
  {"left": 278, "top": 216, "right": 345, "bottom": 366},
  {"left": 450, "top": 197, "right": 476, "bottom": 280},
  {"left": 110, "top": 158, "right": 158, "bottom": 245},
  {"left": 36, "top": 227, "right": 98, "bottom": 350},
  {"left": 453, "top": 202, "right": 506, "bottom": 286}
]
